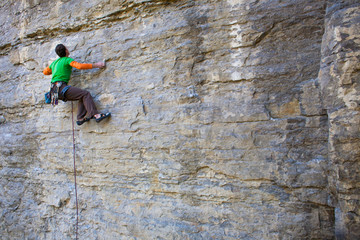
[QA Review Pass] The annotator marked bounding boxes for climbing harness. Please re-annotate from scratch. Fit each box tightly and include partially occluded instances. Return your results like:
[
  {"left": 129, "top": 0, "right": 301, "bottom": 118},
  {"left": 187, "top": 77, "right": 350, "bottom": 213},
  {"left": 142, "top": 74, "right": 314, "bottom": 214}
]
[
  {"left": 71, "top": 102, "right": 79, "bottom": 240},
  {"left": 46, "top": 82, "right": 71, "bottom": 105},
  {"left": 61, "top": 85, "right": 71, "bottom": 101}
]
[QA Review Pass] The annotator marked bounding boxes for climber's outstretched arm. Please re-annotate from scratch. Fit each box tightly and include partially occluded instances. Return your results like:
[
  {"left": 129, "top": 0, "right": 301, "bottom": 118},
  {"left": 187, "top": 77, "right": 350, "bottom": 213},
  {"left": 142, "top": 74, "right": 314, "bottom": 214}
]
[
  {"left": 70, "top": 61, "right": 105, "bottom": 69},
  {"left": 42, "top": 60, "right": 104, "bottom": 75}
]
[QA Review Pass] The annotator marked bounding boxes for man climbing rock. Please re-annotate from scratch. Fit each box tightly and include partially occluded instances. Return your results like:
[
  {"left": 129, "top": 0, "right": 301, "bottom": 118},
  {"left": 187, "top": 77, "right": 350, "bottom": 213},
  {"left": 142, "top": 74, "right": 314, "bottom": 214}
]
[{"left": 43, "top": 44, "right": 111, "bottom": 125}]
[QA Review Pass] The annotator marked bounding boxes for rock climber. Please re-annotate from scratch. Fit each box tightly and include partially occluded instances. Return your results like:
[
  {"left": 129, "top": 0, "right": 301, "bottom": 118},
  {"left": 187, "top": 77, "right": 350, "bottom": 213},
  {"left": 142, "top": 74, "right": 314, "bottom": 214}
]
[{"left": 43, "top": 44, "right": 111, "bottom": 125}]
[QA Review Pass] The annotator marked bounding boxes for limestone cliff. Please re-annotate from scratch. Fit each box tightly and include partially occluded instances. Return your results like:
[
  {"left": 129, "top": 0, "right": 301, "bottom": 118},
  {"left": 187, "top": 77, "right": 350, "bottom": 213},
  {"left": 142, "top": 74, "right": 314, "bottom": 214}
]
[{"left": 0, "top": 0, "right": 359, "bottom": 239}]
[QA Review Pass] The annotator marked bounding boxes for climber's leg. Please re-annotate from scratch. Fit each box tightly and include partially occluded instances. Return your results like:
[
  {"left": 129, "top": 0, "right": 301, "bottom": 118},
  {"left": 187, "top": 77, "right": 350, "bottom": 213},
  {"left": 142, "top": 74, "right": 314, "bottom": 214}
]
[
  {"left": 63, "top": 86, "right": 100, "bottom": 120},
  {"left": 77, "top": 98, "right": 87, "bottom": 120}
]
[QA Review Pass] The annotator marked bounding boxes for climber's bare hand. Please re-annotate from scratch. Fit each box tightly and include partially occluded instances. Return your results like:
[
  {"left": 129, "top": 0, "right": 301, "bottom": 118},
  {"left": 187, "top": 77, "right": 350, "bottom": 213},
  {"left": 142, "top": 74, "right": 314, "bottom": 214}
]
[{"left": 93, "top": 61, "right": 105, "bottom": 68}]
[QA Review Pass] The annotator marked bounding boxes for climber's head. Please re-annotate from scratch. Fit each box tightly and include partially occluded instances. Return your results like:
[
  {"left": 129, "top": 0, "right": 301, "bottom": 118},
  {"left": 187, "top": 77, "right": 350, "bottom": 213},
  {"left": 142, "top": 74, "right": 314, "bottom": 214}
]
[{"left": 55, "top": 44, "right": 69, "bottom": 57}]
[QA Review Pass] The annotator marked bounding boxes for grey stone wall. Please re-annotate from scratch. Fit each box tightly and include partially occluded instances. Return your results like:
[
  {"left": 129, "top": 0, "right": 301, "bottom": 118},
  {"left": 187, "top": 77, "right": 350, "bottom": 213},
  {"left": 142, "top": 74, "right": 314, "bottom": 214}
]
[
  {"left": 0, "top": 0, "right": 359, "bottom": 239},
  {"left": 319, "top": 1, "right": 360, "bottom": 239}
]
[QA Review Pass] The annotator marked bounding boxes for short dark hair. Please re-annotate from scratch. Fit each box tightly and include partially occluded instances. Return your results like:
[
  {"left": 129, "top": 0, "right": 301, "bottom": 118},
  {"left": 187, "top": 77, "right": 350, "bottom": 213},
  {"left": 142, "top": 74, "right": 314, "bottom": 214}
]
[{"left": 55, "top": 44, "right": 67, "bottom": 57}]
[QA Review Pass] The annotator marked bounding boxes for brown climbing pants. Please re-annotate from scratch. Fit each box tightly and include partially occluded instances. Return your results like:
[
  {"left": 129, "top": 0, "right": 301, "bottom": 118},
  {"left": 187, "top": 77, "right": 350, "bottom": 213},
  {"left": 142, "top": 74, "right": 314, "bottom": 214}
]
[{"left": 56, "top": 83, "right": 100, "bottom": 120}]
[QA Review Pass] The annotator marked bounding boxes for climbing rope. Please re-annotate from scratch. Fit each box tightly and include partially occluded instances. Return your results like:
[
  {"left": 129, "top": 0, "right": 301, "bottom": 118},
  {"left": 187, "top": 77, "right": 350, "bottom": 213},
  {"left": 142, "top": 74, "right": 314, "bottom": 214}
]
[{"left": 71, "top": 102, "right": 79, "bottom": 240}]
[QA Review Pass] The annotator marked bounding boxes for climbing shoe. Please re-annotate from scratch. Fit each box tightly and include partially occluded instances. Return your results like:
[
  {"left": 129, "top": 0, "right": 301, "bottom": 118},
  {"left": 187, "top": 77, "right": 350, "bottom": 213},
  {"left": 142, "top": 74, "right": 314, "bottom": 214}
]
[
  {"left": 76, "top": 118, "right": 90, "bottom": 126},
  {"left": 95, "top": 112, "right": 111, "bottom": 123}
]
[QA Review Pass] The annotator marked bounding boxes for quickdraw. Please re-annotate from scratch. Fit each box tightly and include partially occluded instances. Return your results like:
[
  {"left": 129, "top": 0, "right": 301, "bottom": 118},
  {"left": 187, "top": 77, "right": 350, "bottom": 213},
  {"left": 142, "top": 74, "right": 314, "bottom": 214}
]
[
  {"left": 51, "top": 82, "right": 62, "bottom": 106},
  {"left": 46, "top": 82, "right": 71, "bottom": 105}
]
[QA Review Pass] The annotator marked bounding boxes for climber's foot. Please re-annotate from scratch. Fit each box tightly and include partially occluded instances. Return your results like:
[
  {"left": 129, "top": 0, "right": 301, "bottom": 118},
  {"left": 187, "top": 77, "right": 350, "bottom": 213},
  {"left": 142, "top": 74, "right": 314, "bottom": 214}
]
[
  {"left": 76, "top": 117, "right": 90, "bottom": 126},
  {"left": 94, "top": 112, "right": 111, "bottom": 123}
]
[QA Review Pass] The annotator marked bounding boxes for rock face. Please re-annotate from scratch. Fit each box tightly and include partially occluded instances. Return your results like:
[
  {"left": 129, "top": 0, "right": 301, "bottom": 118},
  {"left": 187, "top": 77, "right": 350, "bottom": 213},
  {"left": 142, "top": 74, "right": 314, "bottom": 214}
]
[
  {"left": 0, "top": 0, "right": 359, "bottom": 239},
  {"left": 320, "top": 1, "right": 360, "bottom": 239}
]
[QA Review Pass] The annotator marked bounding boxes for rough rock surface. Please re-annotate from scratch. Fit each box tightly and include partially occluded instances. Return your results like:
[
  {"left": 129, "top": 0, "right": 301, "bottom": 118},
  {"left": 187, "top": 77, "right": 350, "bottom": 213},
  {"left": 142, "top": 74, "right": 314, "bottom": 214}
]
[
  {"left": 0, "top": 0, "right": 359, "bottom": 239},
  {"left": 319, "top": 1, "right": 360, "bottom": 239}
]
